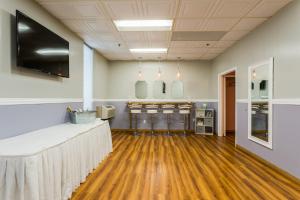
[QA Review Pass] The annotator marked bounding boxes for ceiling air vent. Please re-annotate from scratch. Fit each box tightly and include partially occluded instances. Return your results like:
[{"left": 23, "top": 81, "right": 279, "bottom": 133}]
[{"left": 171, "top": 31, "right": 227, "bottom": 41}]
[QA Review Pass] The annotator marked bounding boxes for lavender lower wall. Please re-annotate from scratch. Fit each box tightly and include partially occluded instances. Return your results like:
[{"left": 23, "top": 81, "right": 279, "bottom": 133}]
[
  {"left": 94, "top": 101, "right": 218, "bottom": 133},
  {"left": 0, "top": 102, "right": 82, "bottom": 139},
  {"left": 237, "top": 102, "right": 300, "bottom": 179}
]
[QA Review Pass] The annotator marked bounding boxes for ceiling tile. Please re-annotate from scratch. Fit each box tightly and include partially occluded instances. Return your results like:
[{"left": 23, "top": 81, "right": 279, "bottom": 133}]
[
  {"left": 39, "top": 2, "right": 79, "bottom": 19},
  {"left": 167, "top": 53, "right": 205, "bottom": 60},
  {"left": 149, "top": 42, "right": 169, "bottom": 48},
  {"left": 86, "top": 20, "right": 115, "bottom": 32},
  {"left": 203, "top": 18, "right": 240, "bottom": 31},
  {"left": 103, "top": 0, "right": 141, "bottom": 19},
  {"left": 142, "top": 0, "right": 178, "bottom": 18},
  {"left": 232, "top": 18, "right": 267, "bottom": 31},
  {"left": 133, "top": 54, "right": 167, "bottom": 60},
  {"left": 120, "top": 32, "right": 147, "bottom": 42},
  {"left": 126, "top": 42, "right": 151, "bottom": 48},
  {"left": 201, "top": 53, "right": 219, "bottom": 60},
  {"left": 178, "top": 0, "right": 218, "bottom": 18},
  {"left": 174, "top": 19, "right": 205, "bottom": 31},
  {"left": 36, "top": 0, "right": 293, "bottom": 60},
  {"left": 213, "top": 41, "right": 236, "bottom": 48},
  {"left": 73, "top": 2, "right": 106, "bottom": 19},
  {"left": 170, "top": 41, "right": 217, "bottom": 48},
  {"left": 103, "top": 53, "right": 134, "bottom": 60},
  {"left": 212, "top": 0, "right": 260, "bottom": 18},
  {"left": 147, "top": 32, "right": 171, "bottom": 41},
  {"left": 221, "top": 30, "right": 250, "bottom": 41},
  {"left": 247, "top": 0, "right": 292, "bottom": 18},
  {"left": 61, "top": 20, "right": 92, "bottom": 33},
  {"left": 40, "top": 1, "right": 106, "bottom": 19},
  {"left": 206, "top": 48, "right": 225, "bottom": 54},
  {"left": 168, "top": 47, "right": 207, "bottom": 54}
]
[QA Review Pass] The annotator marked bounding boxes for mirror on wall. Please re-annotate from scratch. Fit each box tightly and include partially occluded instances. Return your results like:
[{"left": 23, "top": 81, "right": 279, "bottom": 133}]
[
  {"left": 171, "top": 80, "right": 184, "bottom": 99},
  {"left": 153, "top": 80, "right": 166, "bottom": 99},
  {"left": 248, "top": 58, "right": 273, "bottom": 149},
  {"left": 135, "top": 80, "right": 148, "bottom": 99}
]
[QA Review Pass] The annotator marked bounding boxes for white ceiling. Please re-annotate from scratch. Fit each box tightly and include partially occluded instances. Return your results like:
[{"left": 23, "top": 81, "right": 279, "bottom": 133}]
[{"left": 35, "top": 0, "right": 292, "bottom": 61}]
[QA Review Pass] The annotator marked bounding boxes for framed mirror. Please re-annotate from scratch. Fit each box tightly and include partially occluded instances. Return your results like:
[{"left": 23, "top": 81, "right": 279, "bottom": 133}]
[
  {"left": 153, "top": 80, "right": 166, "bottom": 99},
  {"left": 248, "top": 58, "right": 273, "bottom": 149},
  {"left": 171, "top": 80, "right": 184, "bottom": 99},
  {"left": 135, "top": 80, "right": 147, "bottom": 99}
]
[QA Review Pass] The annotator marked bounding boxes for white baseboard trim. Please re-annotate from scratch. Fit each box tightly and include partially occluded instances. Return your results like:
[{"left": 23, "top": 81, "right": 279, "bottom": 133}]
[
  {"left": 93, "top": 99, "right": 219, "bottom": 102},
  {"left": 0, "top": 98, "right": 83, "bottom": 105}
]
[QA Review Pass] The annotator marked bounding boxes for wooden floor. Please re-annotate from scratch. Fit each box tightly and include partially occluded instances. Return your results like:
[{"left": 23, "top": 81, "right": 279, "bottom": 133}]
[{"left": 71, "top": 131, "right": 300, "bottom": 200}]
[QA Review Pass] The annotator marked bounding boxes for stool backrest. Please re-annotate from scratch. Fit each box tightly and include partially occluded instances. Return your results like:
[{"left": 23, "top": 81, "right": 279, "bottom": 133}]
[
  {"left": 129, "top": 104, "right": 143, "bottom": 109},
  {"left": 162, "top": 104, "right": 175, "bottom": 109},
  {"left": 145, "top": 104, "right": 159, "bottom": 109},
  {"left": 178, "top": 104, "right": 192, "bottom": 110}
]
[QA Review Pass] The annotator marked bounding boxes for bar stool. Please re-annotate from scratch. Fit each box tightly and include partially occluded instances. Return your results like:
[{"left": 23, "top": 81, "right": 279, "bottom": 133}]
[
  {"left": 145, "top": 104, "right": 159, "bottom": 136},
  {"left": 162, "top": 104, "right": 176, "bottom": 136},
  {"left": 128, "top": 103, "right": 143, "bottom": 136},
  {"left": 178, "top": 104, "right": 192, "bottom": 137}
]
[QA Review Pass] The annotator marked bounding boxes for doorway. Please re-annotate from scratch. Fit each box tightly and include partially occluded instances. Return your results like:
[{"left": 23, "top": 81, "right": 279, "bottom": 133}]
[{"left": 218, "top": 68, "right": 236, "bottom": 139}]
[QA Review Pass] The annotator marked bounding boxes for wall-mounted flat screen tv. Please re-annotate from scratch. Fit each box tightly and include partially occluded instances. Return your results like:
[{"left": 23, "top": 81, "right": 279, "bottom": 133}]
[{"left": 16, "top": 10, "right": 69, "bottom": 78}]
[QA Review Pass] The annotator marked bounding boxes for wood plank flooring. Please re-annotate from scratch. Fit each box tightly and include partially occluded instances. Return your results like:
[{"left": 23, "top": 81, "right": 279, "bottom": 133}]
[{"left": 71, "top": 131, "right": 300, "bottom": 200}]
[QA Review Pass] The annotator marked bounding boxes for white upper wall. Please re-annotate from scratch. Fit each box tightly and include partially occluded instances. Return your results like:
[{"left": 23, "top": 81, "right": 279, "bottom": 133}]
[
  {"left": 0, "top": 0, "right": 84, "bottom": 98},
  {"left": 211, "top": 0, "right": 300, "bottom": 99},
  {"left": 107, "top": 60, "right": 212, "bottom": 99},
  {"left": 93, "top": 52, "right": 108, "bottom": 99}
]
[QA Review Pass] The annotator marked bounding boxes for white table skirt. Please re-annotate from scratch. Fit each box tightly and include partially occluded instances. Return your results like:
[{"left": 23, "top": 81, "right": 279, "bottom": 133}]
[{"left": 0, "top": 119, "right": 113, "bottom": 200}]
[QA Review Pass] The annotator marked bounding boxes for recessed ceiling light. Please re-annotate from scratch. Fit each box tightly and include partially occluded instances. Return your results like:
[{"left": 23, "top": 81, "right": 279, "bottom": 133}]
[
  {"left": 114, "top": 20, "right": 173, "bottom": 31},
  {"left": 130, "top": 48, "right": 168, "bottom": 53}
]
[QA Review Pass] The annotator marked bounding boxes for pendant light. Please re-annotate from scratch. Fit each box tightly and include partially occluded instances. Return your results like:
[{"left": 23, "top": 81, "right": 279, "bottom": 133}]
[
  {"left": 157, "top": 57, "right": 162, "bottom": 79},
  {"left": 176, "top": 57, "right": 181, "bottom": 79},
  {"left": 138, "top": 57, "right": 143, "bottom": 80}
]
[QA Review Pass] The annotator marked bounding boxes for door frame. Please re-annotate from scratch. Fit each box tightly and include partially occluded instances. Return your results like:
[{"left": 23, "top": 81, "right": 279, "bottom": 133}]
[{"left": 218, "top": 68, "right": 237, "bottom": 142}]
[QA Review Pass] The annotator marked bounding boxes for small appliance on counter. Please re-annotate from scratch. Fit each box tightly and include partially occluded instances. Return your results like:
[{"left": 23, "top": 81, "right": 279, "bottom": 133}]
[
  {"left": 96, "top": 105, "right": 116, "bottom": 120},
  {"left": 67, "top": 106, "right": 96, "bottom": 124}
]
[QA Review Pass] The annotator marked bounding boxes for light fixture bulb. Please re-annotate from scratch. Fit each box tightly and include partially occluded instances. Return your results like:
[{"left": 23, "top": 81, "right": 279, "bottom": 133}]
[
  {"left": 253, "top": 70, "right": 257, "bottom": 78},
  {"left": 177, "top": 71, "right": 181, "bottom": 78}
]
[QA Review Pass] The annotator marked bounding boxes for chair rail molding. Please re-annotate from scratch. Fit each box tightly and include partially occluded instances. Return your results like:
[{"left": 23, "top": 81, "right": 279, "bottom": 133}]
[{"left": 0, "top": 98, "right": 83, "bottom": 105}]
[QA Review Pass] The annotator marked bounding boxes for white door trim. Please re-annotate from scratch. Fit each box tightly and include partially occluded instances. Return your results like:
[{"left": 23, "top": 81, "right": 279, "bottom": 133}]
[{"left": 218, "top": 67, "right": 237, "bottom": 140}]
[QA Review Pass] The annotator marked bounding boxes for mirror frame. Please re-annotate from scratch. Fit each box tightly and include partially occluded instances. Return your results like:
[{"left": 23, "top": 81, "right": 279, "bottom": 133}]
[
  {"left": 135, "top": 80, "right": 148, "bottom": 99},
  {"left": 248, "top": 58, "right": 273, "bottom": 149},
  {"left": 171, "top": 80, "right": 184, "bottom": 99}
]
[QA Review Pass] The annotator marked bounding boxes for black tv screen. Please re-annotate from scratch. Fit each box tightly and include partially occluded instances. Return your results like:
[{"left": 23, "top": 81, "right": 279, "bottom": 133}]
[{"left": 16, "top": 10, "right": 69, "bottom": 78}]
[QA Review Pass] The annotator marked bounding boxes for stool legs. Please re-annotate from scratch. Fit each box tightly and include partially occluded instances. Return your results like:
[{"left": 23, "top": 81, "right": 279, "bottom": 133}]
[
  {"left": 180, "top": 114, "right": 188, "bottom": 137},
  {"left": 147, "top": 114, "right": 157, "bottom": 136},
  {"left": 164, "top": 114, "right": 173, "bottom": 136},
  {"left": 133, "top": 114, "right": 140, "bottom": 136}
]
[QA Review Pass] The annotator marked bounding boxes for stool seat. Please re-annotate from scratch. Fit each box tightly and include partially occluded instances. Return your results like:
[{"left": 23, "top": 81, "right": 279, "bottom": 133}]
[
  {"left": 163, "top": 110, "right": 174, "bottom": 114},
  {"left": 147, "top": 109, "right": 158, "bottom": 114},
  {"left": 131, "top": 109, "right": 142, "bottom": 114},
  {"left": 178, "top": 104, "right": 192, "bottom": 137},
  {"left": 128, "top": 103, "right": 143, "bottom": 136},
  {"left": 162, "top": 104, "right": 175, "bottom": 136},
  {"left": 145, "top": 104, "right": 159, "bottom": 136},
  {"left": 179, "top": 109, "right": 190, "bottom": 114}
]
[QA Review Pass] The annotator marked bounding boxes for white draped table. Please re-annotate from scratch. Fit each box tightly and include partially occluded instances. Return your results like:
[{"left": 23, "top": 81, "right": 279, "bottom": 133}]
[{"left": 0, "top": 119, "right": 113, "bottom": 200}]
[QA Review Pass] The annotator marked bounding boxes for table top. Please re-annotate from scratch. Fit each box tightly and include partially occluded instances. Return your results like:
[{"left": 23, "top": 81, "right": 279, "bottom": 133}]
[{"left": 0, "top": 119, "right": 106, "bottom": 157}]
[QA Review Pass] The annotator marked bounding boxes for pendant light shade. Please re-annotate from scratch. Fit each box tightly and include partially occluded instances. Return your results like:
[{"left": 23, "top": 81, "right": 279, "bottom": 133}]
[{"left": 176, "top": 57, "right": 181, "bottom": 79}]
